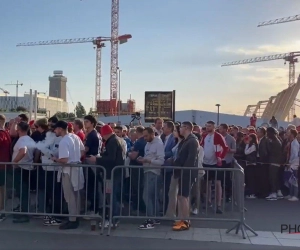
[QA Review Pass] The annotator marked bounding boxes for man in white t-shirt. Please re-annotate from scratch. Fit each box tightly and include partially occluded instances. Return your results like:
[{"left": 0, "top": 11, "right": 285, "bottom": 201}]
[
  {"left": 51, "top": 121, "right": 84, "bottom": 230},
  {"left": 12, "top": 121, "right": 36, "bottom": 223}
]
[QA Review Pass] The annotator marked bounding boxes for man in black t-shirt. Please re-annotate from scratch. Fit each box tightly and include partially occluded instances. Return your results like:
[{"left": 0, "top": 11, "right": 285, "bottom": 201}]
[{"left": 83, "top": 115, "right": 100, "bottom": 215}]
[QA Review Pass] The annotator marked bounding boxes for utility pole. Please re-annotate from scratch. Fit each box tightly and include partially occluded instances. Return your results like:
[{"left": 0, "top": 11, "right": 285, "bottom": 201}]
[
  {"left": 117, "top": 67, "right": 122, "bottom": 121},
  {"left": 6, "top": 81, "right": 23, "bottom": 107},
  {"left": 216, "top": 104, "right": 221, "bottom": 126}
]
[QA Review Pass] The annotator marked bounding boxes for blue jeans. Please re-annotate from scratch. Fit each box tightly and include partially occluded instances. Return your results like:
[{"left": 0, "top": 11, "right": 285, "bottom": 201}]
[{"left": 143, "top": 172, "right": 161, "bottom": 217}]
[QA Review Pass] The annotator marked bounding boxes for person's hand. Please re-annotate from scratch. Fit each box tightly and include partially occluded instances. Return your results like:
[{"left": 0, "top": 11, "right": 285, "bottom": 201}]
[
  {"left": 51, "top": 156, "right": 58, "bottom": 162},
  {"left": 137, "top": 157, "right": 149, "bottom": 164},
  {"left": 165, "top": 158, "right": 173, "bottom": 164},
  {"left": 14, "top": 117, "right": 21, "bottom": 123},
  {"left": 86, "top": 155, "right": 97, "bottom": 164},
  {"left": 217, "top": 157, "right": 222, "bottom": 166}
]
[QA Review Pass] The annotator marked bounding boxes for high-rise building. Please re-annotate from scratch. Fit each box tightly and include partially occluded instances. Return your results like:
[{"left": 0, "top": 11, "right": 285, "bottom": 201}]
[{"left": 49, "top": 70, "right": 67, "bottom": 101}]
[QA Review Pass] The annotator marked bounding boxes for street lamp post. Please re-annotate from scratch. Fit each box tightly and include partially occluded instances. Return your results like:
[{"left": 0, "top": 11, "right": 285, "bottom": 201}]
[
  {"left": 216, "top": 104, "right": 221, "bottom": 126},
  {"left": 117, "top": 67, "right": 122, "bottom": 122}
]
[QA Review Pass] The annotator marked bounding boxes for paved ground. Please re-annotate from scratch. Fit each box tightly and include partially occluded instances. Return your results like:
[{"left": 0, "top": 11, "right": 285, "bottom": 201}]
[
  {"left": 1, "top": 198, "right": 299, "bottom": 249},
  {"left": 0, "top": 231, "right": 299, "bottom": 250}
]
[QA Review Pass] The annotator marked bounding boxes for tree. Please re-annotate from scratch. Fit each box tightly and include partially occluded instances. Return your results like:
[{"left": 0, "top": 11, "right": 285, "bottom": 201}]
[
  {"left": 16, "top": 106, "right": 27, "bottom": 112},
  {"left": 88, "top": 108, "right": 93, "bottom": 115},
  {"left": 61, "top": 112, "right": 68, "bottom": 118},
  {"left": 75, "top": 102, "right": 86, "bottom": 118},
  {"left": 68, "top": 113, "right": 75, "bottom": 118},
  {"left": 55, "top": 112, "right": 62, "bottom": 119}
]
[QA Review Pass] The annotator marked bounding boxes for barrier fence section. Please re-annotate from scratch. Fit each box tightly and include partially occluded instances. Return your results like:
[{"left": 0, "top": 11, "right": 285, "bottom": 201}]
[
  {"left": 0, "top": 162, "right": 106, "bottom": 234},
  {"left": 107, "top": 162, "right": 257, "bottom": 238}
]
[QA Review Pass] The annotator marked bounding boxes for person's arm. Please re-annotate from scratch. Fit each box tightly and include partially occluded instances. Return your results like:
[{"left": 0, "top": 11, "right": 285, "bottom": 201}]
[
  {"left": 244, "top": 144, "right": 256, "bottom": 155},
  {"left": 36, "top": 132, "right": 55, "bottom": 152},
  {"left": 79, "top": 138, "right": 85, "bottom": 157},
  {"left": 9, "top": 120, "right": 18, "bottom": 137},
  {"left": 229, "top": 137, "right": 236, "bottom": 153},
  {"left": 96, "top": 140, "right": 117, "bottom": 165},
  {"left": 218, "top": 134, "right": 229, "bottom": 159},
  {"left": 289, "top": 140, "right": 299, "bottom": 163},
  {"left": 52, "top": 140, "right": 69, "bottom": 164},
  {"left": 150, "top": 142, "right": 165, "bottom": 165},
  {"left": 183, "top": 140, "right": 198, "bottom": 167},
  {"left": 12, "top": 147, "right": 26, "bottom": 163},
  {"left": 128, "top": 140, "right": 141, "bottom": 160}
]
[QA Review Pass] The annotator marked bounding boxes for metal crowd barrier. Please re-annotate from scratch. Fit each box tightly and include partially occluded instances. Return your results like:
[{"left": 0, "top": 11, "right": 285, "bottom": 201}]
[
  {"left": 107, "top": 163, "right": 257, "bottom": 238},
  {"left": 0, "top": 162, "right": 106, "bottom": 234}
]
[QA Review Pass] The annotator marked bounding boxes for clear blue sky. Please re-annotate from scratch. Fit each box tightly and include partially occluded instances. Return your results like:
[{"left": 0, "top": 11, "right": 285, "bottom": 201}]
[{"left": 1, "top": 0, "right": 300, "bottom": 114}]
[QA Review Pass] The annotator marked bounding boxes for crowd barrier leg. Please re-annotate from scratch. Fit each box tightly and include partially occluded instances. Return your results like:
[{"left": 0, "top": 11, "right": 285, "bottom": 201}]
[{"left": 226, "top": 161, "right": 257, "bottom": 239}]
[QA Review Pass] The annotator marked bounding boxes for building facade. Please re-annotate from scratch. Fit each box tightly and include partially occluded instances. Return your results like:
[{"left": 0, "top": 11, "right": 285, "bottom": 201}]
[
  {"left": 0, "top": 94, "right": 68, "bottom": 118},
  {"left": 49, "top": 70, "right": 67, "bottom": 101},
  {"left": 97, "top": 110, "right": 290, "bottom": 128}
]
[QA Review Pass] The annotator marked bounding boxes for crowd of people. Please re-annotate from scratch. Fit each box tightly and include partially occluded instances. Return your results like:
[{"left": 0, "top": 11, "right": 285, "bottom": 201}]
[{"left": 0, "top": 113, "right": 298, "bottom": 233}]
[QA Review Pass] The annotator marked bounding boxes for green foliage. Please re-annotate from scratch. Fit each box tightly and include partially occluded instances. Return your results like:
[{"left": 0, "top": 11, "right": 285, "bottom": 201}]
[
  {"left": 75, "top": 102, "right": 86, "bottom": 118},
  {"left": 16, "top": 106, "right": 27, "bottom": 112},
  {"left": 88, "top": 108, "right": 93, "bottom": 115},
  {"left": 68, "top": 113, "right": 75, "bottom": 118},
  {"left": 55, "top": 112, "right": 62, "bottom": 119}
]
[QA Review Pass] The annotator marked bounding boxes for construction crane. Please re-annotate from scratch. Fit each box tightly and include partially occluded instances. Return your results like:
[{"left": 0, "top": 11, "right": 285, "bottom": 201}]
[
  {"left": 0, "top": 87, "right": 9, "bottom": 96},
  {"left": 222, "top": 51, "right": 300, "bottom": 87},
  {"left": 5, "top": 81, "right": 23, "bottom": 107},
  {"left": 111, "top": 0, "right": 119, "bottom": 101},
  {"left": 258, "top": 14, "right": 300, "bottom": 27},
  {"left": 222, "top": 51, "right": 300, "bottom": 121},
  {"left": 16, "top": 34, "right": 131, "bottom": 108}
]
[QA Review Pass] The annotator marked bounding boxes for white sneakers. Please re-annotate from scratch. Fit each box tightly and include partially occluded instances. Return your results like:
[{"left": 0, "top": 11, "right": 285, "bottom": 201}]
[
  {"left": 266, "top": 191, "right": 299, "bottom": 201},
  {"left": 266, "top": 191, "right": 283, "bottom": 201},
  {"left": 288, "top": 196, "right": 299, "bottom": 202}
]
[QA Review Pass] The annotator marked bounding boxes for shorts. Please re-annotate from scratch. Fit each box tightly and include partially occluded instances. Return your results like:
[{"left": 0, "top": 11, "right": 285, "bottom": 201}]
[{"left": 203, "top": 164, "right": 225, "bottom": 181}]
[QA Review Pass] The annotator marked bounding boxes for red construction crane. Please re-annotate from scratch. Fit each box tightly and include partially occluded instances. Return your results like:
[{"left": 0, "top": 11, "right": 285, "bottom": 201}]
[
  {"left": 16, "top": 34, "right": 131, "bottom": 108},
  {"left": 258, "top": 14, "right": 300, "bottom": 27}
]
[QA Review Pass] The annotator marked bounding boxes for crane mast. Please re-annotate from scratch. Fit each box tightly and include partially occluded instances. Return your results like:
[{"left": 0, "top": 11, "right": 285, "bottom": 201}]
[
  {"left": 258, "top": 14, "right": 300, "bottom": 27},
  {"left": 110, "top": 0, "right": 119, "bottom": 101}
]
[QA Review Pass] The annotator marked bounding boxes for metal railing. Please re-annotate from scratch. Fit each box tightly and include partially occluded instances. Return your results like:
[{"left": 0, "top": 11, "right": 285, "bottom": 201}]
[
  {"left": 0, "top": 162, "right": 106, "bottom": 234},
  {"left": 0, "top": 161, "right": 257, "bottom": 238},
  {"left": 107, "top": 162, "right": 257, "bottom": 238}
]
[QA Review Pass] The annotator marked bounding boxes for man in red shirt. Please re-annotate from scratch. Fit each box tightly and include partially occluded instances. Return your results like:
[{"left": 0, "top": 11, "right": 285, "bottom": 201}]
[
  {"left": 73, "top": 119, "right": 85, "bottom": 142},
  {"left": 0, "top": 115, "right": 11, "bottom": 221},
  {"left": 250, "top": 114, "right": 257, "bottom": 128}
]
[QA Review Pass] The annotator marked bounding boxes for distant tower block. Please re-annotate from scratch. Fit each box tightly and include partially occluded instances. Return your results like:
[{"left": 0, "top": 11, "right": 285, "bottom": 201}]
[{"left": 49, "top": 70, "right": 67, "bottom": 101}]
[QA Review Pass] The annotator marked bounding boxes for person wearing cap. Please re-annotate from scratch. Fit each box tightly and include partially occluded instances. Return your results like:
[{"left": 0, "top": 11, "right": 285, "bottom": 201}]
[
  {"left": 51, "top": 120, "right": 84, "bottom": 230},
  {"left": 86, "top": 124, "right": 125, "bottom": 228}
]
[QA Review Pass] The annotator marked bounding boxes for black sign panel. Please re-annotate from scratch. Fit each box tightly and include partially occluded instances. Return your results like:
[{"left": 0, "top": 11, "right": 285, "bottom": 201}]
[{"left": 144, "top": 91, "right": 175, "bottom": 123}]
